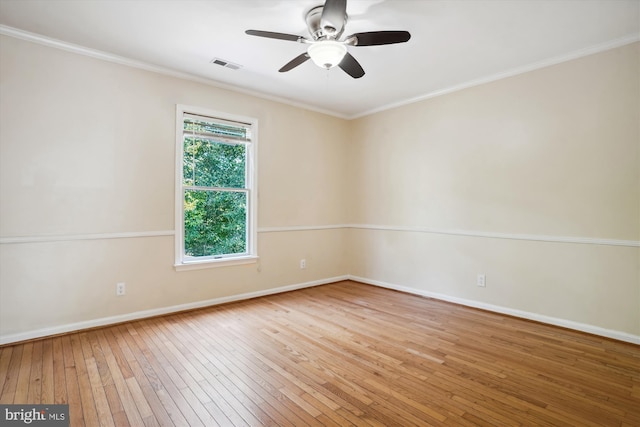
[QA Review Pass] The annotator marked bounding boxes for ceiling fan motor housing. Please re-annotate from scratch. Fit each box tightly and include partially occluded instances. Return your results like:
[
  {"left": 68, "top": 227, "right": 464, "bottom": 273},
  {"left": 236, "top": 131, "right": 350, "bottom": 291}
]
[{"left": 306, "top": 5, "right": 346, "bottom": 40}]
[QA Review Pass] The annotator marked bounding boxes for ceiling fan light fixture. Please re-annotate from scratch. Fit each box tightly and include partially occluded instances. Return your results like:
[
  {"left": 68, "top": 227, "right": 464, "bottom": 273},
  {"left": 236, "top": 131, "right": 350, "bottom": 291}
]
[
  {"left": 307, "top": 41, "right": 347, "bottom": 69},
  {"left": 245, "top": 0, "right": 410, "bottom": 78}
]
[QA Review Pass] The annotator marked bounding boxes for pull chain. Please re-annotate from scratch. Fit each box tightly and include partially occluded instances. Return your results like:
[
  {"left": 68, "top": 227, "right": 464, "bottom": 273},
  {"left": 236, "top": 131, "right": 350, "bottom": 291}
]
[{"left": 325, "top": 68, "right": 330, "bottom": 92}]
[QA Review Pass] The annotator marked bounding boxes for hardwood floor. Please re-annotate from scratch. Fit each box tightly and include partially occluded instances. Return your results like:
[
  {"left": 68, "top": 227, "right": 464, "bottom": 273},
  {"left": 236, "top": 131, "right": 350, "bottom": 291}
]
[{"left": 1, "top": 280, "right": 639, "bottom": 426}]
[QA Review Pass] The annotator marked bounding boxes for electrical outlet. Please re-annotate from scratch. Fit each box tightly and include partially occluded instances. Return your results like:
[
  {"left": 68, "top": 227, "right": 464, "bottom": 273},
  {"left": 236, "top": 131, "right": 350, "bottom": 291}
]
[
  {"left": 477, "top": 274, "right": 486, "bottom": 287},
  {"left": 116, "top": 282, "right": 126, "bottom": 296},
  {"left": 300, "top": 259, "right": 306, "bottom": 269}
]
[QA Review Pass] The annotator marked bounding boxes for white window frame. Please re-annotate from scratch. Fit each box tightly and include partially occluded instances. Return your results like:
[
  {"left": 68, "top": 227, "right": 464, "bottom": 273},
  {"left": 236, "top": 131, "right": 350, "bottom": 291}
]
[{"left": 174, "top": 104, "right": 258, "bottom": 271}]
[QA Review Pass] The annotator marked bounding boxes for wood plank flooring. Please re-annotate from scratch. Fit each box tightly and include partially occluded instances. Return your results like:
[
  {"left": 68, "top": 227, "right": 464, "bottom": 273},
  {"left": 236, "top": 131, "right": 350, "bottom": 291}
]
[{"left": 1, "top": 280, "right": 639, "bottom": 426}]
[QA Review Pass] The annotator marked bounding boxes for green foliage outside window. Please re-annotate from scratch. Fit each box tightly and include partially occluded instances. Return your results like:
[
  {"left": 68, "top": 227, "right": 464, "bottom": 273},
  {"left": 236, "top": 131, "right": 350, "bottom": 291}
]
[
  {"left": 184, "top": 189, "right": 246, "bottom": 257},
  {"left": 182, "top": 117, "right": 249, "bottom": 258}
]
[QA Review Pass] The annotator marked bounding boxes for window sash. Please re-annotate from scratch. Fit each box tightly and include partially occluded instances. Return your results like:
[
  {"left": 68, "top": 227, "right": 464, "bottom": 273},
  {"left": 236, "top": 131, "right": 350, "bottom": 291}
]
[
  {"left": 175, "top": 105, "right": 257, "bottom": 268},
  {"left": 182, "top": 188, "right": 248, "bottom": 260},
  {"left": 183, "top": 186, "right": 249, "bottom": 193},
  {"left": 183, "top": 137, "right": 248, "bottom": 189}
]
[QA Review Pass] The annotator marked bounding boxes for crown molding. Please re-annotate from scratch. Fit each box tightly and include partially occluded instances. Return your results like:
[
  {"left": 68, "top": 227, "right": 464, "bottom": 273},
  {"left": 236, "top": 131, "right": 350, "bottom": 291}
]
[
  {"left": 2, "top": 25, "right": 637, "bottom": 121},
  {"left": 0, "top": 25, "right": 349, "bottom": 120},
  {"left": 349, "top": 34, "right": 640, "bottom": 119}
]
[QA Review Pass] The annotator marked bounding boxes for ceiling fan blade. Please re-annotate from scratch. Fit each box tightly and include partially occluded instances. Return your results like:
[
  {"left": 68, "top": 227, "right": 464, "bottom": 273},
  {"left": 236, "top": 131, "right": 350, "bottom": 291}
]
[
  {"left": 279, "top": 53, "right": 310, "bottom": 72},
  {"left": 245, "top": 30, "right": 303, "bottom": 42},
  {"left": 320, "top": 0, "right": 347, "bottom": 36},
  {"left": 349, "top": 31, "right": 411, "bottom": 46},
  {"left": 338, "top": 52, "right": 365, "bottom": 79}
]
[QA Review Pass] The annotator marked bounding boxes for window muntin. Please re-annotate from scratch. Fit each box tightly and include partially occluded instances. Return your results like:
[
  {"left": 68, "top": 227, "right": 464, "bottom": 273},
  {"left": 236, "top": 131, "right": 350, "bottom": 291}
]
[{"left": 176, "top": 106, "right": 257, "bottom": 268}]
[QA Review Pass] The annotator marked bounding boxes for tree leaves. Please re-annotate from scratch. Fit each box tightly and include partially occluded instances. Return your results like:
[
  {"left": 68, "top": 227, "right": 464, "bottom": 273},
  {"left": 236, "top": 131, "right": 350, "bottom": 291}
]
[
  {"left": 184, "top": 190, "right": 246, "bottom": 257},
  {"left": 183, "top": 137, "right": 246, "bottom": 188},
  {"left": 183, "top": 136, "right": 248, "bottom": 258}
]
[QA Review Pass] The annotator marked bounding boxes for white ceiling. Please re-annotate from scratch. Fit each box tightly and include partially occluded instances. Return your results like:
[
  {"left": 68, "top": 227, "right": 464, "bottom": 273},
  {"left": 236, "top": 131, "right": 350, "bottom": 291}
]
[{"left": 1, "top": 0, "right": 638, "bottom": 118}]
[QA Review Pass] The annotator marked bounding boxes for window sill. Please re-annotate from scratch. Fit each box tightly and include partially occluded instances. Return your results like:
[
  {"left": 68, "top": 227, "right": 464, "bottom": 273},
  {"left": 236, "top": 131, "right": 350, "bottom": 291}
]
[{"left": 174, "top": 255, "right": 259, "bottom": 271}]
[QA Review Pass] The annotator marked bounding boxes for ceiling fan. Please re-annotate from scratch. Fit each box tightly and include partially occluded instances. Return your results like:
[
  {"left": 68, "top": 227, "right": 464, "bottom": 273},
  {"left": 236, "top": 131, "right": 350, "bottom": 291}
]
[{"left": 245, "top": 0, "right": 411, "bottom": 79}]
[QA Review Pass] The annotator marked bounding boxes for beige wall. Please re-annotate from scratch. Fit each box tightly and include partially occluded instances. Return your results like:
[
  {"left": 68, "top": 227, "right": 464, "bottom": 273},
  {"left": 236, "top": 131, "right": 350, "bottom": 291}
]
[
  {"left": 0, "top": 35, "right": 349, "bottom": 339},
  {"left": 1, "top": 35, "right": 638, "bottom": 342},
  {"left": 348, "top": 42, "right": 639, "bottom": 336}
]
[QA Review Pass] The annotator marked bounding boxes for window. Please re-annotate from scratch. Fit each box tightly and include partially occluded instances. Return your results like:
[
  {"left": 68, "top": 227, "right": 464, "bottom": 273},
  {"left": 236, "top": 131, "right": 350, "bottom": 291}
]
[{"left": 175, "top": 105, "right": 257, "bottom": 269}]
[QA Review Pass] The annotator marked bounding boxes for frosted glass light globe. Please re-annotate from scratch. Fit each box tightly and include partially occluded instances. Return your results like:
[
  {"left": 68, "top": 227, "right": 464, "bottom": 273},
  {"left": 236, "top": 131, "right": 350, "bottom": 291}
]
[{"left": 307, "top": 41, "right": 347, "bottom": 69}]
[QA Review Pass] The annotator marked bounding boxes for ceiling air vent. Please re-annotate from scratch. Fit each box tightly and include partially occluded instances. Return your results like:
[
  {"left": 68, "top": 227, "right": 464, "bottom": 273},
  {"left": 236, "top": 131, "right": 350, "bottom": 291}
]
[{"left": 210, "top": 58, "right": 242, "bottom": 70}]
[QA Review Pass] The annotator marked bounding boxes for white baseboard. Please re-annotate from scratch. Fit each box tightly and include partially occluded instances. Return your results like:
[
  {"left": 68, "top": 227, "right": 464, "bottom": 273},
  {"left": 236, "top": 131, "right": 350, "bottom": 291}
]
[
  {"left": 3, "top": 274, "right": 637, "bottom": 346},
  {"left": 0, "top": 275, "right": 349, "bottom": 345},
  {"left": 349, "top": 275, "right": 640, "bottom": 345}
]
